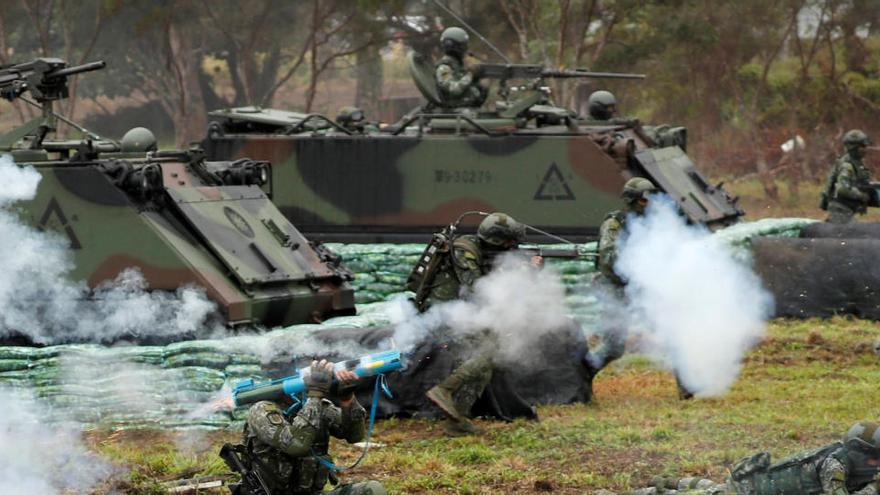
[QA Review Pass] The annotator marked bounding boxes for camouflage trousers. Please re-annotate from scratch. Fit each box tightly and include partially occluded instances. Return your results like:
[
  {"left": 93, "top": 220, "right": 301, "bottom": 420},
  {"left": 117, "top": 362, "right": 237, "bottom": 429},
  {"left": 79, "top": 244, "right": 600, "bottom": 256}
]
[
  {"left": 435, "top": 331, "right": 498, "bottom": 418},
  {"left": 826, "top": 200, "right": 858, "bottom": 224},
  {"left": 604, "top": 477, "right": 732, "bottom": 495},
  {"left": 323, "top": 480, "right": 387, "bottom": 495}
]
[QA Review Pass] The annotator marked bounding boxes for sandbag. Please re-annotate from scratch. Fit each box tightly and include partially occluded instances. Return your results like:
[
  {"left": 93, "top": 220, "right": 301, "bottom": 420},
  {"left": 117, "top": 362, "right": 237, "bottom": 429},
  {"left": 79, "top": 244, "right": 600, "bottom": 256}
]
[
  {"left": 800, "top": 221, "right": 880, "bottom": 239},
  {"left": 752, "top": 237, "right": 880, "bottom": 318}
]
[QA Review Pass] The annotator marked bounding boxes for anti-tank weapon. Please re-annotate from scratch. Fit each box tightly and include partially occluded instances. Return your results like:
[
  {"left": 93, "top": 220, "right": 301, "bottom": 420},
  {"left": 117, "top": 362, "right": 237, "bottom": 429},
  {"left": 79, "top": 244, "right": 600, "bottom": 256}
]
[{"left": 232, "top": 350, "right": 403, "bottom": 411}]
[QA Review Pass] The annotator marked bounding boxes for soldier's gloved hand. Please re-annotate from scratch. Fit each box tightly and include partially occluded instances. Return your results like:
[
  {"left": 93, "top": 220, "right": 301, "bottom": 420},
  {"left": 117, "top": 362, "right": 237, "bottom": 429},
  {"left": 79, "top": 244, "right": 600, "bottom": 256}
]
[
  {"left": 304, "top": 359, "right": 334, "bottom": 399},
  {"left": 334, "top": 369, "right": 360, "bottom": 402}
]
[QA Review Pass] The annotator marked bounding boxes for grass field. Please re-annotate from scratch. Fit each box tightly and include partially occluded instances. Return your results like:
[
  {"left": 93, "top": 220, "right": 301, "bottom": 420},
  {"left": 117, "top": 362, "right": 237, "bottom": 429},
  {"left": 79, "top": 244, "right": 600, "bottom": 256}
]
[{"left": 85, "top": 317, "right": 880, "bottom": 494}]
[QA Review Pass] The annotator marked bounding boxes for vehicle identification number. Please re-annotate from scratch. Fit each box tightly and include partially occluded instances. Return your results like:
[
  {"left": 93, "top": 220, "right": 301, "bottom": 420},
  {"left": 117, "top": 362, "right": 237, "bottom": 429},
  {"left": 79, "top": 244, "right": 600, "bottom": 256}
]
[{"left": 434, "top": 170, "right": 493, "bottom": 184}]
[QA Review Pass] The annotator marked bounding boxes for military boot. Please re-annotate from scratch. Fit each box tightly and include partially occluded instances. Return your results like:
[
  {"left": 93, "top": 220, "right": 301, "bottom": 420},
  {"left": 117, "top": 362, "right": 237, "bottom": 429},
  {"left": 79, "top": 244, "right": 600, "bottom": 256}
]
[
  {"left": 443, "top": 418, "right": 485, "bottom": 437},
  {"left": 674, "top": 374, "right": 694, "bottom": 400},
  {"left": 426, "top": 385, "right": 466, "bottom": 423}
]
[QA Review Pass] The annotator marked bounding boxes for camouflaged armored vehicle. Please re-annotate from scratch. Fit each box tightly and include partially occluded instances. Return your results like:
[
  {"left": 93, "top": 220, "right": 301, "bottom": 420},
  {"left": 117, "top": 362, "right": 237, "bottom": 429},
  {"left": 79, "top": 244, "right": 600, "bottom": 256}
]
[
  {"left": 203, "top": 52, "right": 743, "bottom": 242},
  {"left": 1, "top": 58, "right": 354, "bottom": 327}
]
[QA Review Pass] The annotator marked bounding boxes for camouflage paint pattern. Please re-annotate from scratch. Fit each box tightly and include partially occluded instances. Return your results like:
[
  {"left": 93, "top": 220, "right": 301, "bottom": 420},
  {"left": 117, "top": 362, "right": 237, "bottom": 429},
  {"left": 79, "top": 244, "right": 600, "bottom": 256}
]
[
  {"left": 12, "top": 149, "right": 355, "bottom": 328},
  {"left": 203, "top": 110, "right": 743, "bottom": 242}
]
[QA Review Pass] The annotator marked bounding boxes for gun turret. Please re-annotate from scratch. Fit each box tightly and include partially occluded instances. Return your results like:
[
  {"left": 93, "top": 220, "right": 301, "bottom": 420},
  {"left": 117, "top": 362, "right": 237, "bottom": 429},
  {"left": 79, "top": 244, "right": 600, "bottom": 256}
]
[
  {"left": 0, "top": 58, "right": 105, "bottom": 149},
  {"left": 475, "top": 63, "right": 645, "bottom": 82},
  {"left": 0, "top": 58, "right": 105, "bottom": 102}
]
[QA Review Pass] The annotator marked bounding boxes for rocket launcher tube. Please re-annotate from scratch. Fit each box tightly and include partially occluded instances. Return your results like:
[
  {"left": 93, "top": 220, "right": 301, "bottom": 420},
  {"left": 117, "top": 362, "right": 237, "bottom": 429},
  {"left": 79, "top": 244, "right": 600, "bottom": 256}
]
[{"left": 232, "top": 350, "right": 402, "bottom": 408}]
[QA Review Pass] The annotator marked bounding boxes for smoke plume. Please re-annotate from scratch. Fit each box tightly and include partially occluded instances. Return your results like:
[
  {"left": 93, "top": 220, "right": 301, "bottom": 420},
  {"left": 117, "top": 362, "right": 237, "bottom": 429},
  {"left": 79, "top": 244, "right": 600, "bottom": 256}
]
[
  {"left": 0, "top": 386, "right": 113, "bottom": 494},
  {"left": 389, "top": 252, "right": 572, "bottom": 365},
  {"left": 615, "top": 197, "right": 773, "bottom": 396},
  {"left": 0, "top": 155, "right": 219, "bottom": 344}
]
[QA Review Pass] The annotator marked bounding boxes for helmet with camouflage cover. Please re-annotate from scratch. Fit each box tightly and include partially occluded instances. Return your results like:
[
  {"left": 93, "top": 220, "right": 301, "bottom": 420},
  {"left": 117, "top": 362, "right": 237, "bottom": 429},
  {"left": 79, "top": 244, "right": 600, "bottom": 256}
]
[
  {"left": 477, "top": 212, "right": 526, "bottom": 247},
  {"left": 588, "top": 90, "right": 617, "bottom": 120},
  {"left": 843, "top": 129, "right": 871, "bottom": 148},
  {"left": 440, "top": 27, "right": 469, "bottom": 57},
  {"left": 622, "top": 177, "right": 657, "bottom": 203},
  {"left": 845, "top": 422, "right": 880, "bottom": 452}
]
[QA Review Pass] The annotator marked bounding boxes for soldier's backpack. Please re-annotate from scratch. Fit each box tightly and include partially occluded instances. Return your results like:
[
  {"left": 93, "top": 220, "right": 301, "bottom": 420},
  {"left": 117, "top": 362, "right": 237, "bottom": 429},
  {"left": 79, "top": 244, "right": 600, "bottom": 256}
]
[{"left": 406, "top": 227, "right": 454, "bottom": 312}]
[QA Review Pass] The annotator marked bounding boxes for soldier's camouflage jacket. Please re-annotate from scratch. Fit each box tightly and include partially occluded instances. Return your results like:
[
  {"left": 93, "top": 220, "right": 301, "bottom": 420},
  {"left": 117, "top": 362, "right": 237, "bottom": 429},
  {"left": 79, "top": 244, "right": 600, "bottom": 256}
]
[
  {"left": 419, "top": 234, "right": 490, "bottom": 311},
  {"left": 830, "top": 153, "right": 872, "bottom": 213},
  {"left": 244, "top": 398, "right": 366, "bottom": 494},
  {"left": 596, "top": 210, "right": 629, "bottom": 287},
  {"left": 435, "top": 55, "right": 485, "bottom": 108}
]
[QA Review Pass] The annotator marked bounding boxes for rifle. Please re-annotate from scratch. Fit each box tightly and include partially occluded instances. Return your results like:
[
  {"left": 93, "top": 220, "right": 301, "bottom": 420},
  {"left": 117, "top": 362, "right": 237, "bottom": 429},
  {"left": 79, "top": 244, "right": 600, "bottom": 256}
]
[
  {"left": 219, "top": 443, "right": 271, "bottom": 495},
  {"left": 475, "top": 63, "right": 645, "bottom": 82},
  {"left": 515, "top": 246, "right": 595, "bottom": 259}
]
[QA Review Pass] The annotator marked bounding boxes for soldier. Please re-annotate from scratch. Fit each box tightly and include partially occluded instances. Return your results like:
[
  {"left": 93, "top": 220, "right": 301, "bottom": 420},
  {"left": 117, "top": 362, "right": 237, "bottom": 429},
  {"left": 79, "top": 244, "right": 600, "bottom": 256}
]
[
  {"left": 238, "top": 359, "right": 387, "bottom": 495},
  {"left": 823, "top": 129, "right": 874, "bottom": 224},
  {"left": 605, "top": 421, "right": 880, "bottom": 495},
  {"left": 435, "top": 27, "right": 488, "bottom": 109},
  {"left": 588, "top": 90, "right": 618, "bottom": 121},
  {"left": 335, "top": 106, "right": 379, "bottom": 134},
  {"left": 417, "top": 213, "right": 535, "bottom": 436},
  {"left": 596, "top": 177, "right": 694, "bottom": 400}
]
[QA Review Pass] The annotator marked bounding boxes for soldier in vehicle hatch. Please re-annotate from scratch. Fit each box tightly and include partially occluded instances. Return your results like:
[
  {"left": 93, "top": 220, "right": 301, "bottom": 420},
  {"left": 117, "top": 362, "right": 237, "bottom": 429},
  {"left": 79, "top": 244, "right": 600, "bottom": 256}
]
[
  {"left": 601, "top": 421, "right": 880, "bottom": 495},
  {"left": 235, "top": 359, "right": 387, "bottom": 495},
  {"left": 596, "top": 177, "right": 695, "bottom": 400},
  {"left": 435, "top": 27, "right": 488, "bottom": 109},
  {"left": 411, "top": 213, "right": 538, "bottom": 436},
  {"left": 821, "top": 129, "right": 875, "bottom": 224}
]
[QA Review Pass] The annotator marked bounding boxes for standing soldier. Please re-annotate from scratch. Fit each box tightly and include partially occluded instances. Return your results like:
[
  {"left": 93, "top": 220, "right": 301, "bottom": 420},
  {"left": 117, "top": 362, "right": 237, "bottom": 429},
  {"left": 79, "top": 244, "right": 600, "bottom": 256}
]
[
  {"left": 822, "top": 129, "right": 874, "bottom": 224},
  {"left": 412, "top": 212, "right": 535, "bottom": 436},
  {"left": 596, "top": 177, "right": 694, "bottom": 399},
  {"left": 435, "top": 27, "right": 488, "bottom": 109},
  {"left": 235, "top": 359, "right": 387, "bottom": 495}
]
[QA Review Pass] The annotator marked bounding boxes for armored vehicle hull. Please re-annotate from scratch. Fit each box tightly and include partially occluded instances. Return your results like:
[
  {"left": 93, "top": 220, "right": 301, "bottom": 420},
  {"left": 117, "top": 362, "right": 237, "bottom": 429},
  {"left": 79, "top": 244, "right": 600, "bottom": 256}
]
[
  {"left": 13, "top": 151, "right": 355, "bottom": 328},
  {"left": 204, "top": 116, "right": 742, "bottom": 242}
]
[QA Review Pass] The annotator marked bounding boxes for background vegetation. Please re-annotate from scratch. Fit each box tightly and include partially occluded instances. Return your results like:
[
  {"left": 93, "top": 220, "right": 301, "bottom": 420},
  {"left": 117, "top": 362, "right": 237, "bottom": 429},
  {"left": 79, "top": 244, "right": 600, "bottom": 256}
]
[{"left": 1, "top": 0, "right": 879, "bottom": 214}]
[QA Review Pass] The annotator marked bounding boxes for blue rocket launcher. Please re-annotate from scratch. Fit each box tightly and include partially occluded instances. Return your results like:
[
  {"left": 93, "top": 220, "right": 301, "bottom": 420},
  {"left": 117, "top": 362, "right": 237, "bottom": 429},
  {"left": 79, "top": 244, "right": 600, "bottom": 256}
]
[{"left": 232, "top": 349, "right": 402, "bottom": 408}]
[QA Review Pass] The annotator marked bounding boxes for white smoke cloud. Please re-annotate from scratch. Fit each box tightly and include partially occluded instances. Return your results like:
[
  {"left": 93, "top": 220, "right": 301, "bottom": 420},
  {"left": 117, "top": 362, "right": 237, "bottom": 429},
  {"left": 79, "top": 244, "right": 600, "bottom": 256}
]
[
  {"left": 615, "top": 197, "right": 773, "bottom": 396},
  {"left": 0, "top": 155, "right": 220, "bottom": 344},
  {"left": 0, "top": 386, "right": 114, "bottom": 494},
  {"left": 388, "top": 252, "right": 572, "bottom": 364}
]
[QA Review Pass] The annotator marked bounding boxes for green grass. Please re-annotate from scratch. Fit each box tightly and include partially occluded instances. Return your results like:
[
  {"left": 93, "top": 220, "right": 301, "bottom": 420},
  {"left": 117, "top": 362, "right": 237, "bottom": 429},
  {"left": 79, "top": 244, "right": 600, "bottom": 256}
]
[{"left": 88, "top": 317, "right": 880, "bottom": 494}]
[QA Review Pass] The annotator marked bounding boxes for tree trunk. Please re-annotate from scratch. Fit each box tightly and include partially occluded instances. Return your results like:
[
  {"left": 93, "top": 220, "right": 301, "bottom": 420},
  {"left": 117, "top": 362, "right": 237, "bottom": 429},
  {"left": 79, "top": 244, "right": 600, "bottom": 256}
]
[
  {"left": 168, "top": 21, "right": 208, "bottom": 146},
  {"left": 355, "top": 44, "right": 383, "bottom": 117}
]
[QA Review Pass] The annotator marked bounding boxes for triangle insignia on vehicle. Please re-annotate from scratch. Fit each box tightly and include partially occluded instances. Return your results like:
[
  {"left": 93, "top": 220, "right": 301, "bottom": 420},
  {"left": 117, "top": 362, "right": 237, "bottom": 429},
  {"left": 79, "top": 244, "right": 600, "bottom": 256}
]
[
  {"left": 38, "top": 197, "right": 82, "bottom": 250},
  {"left": 534, "top": 162, "right": 575, "bottom": 200}
]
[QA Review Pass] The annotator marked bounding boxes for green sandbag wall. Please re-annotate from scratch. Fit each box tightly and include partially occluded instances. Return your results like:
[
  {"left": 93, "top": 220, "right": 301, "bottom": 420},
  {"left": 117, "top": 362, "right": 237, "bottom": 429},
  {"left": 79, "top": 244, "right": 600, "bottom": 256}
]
[{"left": 0, "top": 218, "right": 814, "bottom": 428}]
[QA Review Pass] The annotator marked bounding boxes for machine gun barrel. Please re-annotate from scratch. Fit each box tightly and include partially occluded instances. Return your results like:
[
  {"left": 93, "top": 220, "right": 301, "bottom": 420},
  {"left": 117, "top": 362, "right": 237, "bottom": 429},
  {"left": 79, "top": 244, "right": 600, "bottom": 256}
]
[
  {"left": 475, "top": 63, "right": 645, "bottom": 81},
  {"left": 48, "top": 60, "right": 106, "bottom": 79}
]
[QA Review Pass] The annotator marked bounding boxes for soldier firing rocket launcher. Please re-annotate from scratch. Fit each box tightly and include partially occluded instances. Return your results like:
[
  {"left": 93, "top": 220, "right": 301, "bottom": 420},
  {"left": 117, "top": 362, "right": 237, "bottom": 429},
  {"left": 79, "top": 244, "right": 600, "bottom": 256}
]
[{"left": 232, "top": 350, "right": 403, "bottom": 412}]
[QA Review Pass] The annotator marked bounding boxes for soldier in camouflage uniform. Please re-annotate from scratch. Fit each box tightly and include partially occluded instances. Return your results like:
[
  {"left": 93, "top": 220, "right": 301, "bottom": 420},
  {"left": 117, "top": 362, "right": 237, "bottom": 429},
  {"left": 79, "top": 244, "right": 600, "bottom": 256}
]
[
  {"left": 335, "top": 107, "right": 380, "bottom": 134},
  {"left": 434, "top": 27, "right": 488, "bottom": 109},
  {"left": 596, "top": 177, "right": 695, "bottom": 400},
  {"left": 240, "top": 359, "right": 386, "bottom": 495},
  {"left": 420, "top": 213, "right": 533, "bottom": 436},
  {"left": 604, "top": 422, "right": 880, "bottom": 495},
  {"left": 823, "top": 129, "right": 874, "bottom": 224}
]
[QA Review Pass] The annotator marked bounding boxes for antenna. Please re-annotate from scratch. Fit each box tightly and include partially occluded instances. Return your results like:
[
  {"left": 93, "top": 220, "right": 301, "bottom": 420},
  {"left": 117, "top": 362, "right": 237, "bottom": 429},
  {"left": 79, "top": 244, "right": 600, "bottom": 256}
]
[{"left": 432, "top": 0, "right": 512, "bottom": 64}]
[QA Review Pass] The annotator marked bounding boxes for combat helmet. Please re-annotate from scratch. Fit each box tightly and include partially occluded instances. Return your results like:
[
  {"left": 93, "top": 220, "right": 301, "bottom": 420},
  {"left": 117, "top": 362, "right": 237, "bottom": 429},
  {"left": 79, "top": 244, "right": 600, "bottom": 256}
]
[
  {"left": 336, "top": 106, "right": 365, "bottom": 126},
  {"left": 622, "top": 177, "right": 657, "bottom": 204},
  {"left": 120, "top": 127, "right": 158, "bottom": 153},
  {"left": 440, "top": 27, "right": 469, "bottom": 57},
  {"left": 477, "top": 212, "right": 526, "bottom": 247},
  {"left": 845, "top": 422, "right": 880, "bottom": 453},
  {"left": 588, "top": 90, "right": 617, "bottom": 120},
  {"left": 843, "top": 129, "right": 871, "bottom": 148}
]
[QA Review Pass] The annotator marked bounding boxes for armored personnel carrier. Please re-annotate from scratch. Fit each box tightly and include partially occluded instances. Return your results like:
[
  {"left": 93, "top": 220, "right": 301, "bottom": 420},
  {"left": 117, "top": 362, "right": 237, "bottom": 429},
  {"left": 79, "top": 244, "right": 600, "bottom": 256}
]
[
  {"left": 1, "top": 58, "right": 354, "bottom": 328},
  {"left": 202, "top": 53, "right": 742, "bottom": 243}
]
